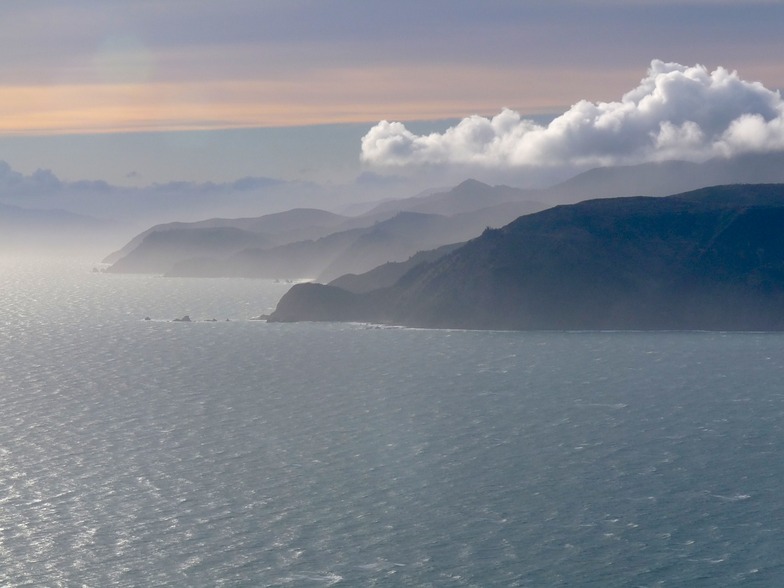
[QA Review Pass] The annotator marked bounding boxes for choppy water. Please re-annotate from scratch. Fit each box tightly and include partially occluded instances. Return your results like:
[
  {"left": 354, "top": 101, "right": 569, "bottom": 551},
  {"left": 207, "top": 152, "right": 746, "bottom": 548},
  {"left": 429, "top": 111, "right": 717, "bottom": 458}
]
[{"left": 1, "top": 256, "right": 783, "bottom": 586}]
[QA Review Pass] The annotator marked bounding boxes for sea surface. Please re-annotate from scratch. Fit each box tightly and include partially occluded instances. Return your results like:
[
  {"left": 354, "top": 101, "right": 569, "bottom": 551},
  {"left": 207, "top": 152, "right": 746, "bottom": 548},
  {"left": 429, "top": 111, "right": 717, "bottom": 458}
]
[{"left": 1, "top": 256, "right": 783, "bottom": 586}]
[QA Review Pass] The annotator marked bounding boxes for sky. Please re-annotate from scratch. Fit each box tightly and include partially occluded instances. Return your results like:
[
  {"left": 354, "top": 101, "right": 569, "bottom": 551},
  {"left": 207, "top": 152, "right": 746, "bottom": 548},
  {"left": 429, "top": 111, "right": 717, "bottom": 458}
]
[{"left": 1, "top": 0, "right": 783, "bottom": 189}]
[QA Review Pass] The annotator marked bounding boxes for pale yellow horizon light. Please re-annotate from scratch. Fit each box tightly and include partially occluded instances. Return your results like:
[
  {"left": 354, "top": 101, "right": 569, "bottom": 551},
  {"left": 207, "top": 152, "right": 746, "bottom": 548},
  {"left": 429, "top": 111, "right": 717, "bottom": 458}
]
[{"left": 0, "top": 63, "right": 738, "bottom": 136}]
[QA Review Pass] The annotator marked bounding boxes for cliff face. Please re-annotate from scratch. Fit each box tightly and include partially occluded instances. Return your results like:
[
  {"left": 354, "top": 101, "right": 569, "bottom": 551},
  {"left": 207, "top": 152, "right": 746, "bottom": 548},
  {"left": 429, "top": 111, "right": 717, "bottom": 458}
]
[
  {"left": 269, "top": 184, "right": 784, "bottom": 331},
  {"left": 267, "top": 283, "right": 386, "bottom": 323}
]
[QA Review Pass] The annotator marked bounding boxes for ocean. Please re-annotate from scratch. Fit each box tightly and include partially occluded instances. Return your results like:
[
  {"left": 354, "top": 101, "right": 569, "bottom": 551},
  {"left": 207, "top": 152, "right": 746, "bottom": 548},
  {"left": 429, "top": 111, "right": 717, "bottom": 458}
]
[{"left": 1, "top": 256, "right": 782, "bottom": 586}]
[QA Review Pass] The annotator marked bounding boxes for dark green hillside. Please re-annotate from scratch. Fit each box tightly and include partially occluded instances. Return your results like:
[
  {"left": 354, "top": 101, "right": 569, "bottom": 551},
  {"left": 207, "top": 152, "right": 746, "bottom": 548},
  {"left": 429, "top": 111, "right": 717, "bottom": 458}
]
[{"left": 269, "top": 184, "right": 784, "bottom": 330}]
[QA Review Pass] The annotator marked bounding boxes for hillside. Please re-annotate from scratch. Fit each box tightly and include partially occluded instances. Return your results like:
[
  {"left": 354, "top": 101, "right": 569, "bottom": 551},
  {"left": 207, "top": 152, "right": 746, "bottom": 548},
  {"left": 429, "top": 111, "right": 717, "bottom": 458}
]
[
  {"left": 269, "top": 184, "right": 784, "bottom": 331},
  {"left": 106, "top": 151, "right": 784, "bottom": 280},
  {"left": 102, "top": 208, "right": 350, "bottom": 266},
  {"left": 540, "top": 151, "right": 784, "bottom": 203},
  {"left": 164, "top": 205, "right": 534, "bottom": 281},
  {"left": 328, "top": 242, "right": 463, "bottom": 294},
  {"left": 106, "top": 227, "right": 272, "bottom": 275},
  {"left": 108, "top": 193, "right": 547, "bottom": 279},
  {"left": 364, "top": 179, "right": 542, "bottom": 215}
]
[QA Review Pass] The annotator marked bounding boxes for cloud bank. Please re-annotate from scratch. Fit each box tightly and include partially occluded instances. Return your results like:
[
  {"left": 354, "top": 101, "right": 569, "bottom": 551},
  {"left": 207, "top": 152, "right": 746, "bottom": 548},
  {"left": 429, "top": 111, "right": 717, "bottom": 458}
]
[{"left": 361, "top": 60, "right": 784, "bottom": 171}]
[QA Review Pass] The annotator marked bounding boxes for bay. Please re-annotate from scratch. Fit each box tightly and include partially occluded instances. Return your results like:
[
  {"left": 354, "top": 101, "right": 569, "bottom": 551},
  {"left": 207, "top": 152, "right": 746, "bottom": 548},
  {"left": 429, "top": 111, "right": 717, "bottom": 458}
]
[{"left": 0, "top": 257, "right": 782, "bottom": 586}]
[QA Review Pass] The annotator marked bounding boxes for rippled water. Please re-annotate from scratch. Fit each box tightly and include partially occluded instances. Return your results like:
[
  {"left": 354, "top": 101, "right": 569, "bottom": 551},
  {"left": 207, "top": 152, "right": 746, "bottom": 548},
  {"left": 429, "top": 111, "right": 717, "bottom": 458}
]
[{"left": 1, "top": 257, "right": 783, "bottom": 586}]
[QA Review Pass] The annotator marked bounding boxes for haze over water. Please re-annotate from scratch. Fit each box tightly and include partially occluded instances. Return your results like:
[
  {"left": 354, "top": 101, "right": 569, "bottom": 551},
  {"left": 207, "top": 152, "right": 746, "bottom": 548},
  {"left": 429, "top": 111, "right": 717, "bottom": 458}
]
[{"left": 0, "top": 257, "right": 781, "bottom": 585}]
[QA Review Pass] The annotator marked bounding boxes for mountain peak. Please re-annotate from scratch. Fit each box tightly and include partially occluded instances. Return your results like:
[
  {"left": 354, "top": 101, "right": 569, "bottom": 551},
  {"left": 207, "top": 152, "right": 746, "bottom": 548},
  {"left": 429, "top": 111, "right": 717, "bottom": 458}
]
[{"left": 452, "top": 178, "right": 491, "bottom": 193}]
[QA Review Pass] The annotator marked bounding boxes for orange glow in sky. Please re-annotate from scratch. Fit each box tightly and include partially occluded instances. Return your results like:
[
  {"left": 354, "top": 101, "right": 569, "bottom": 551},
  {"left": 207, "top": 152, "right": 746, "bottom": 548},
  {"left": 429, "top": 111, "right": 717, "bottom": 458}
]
[
  {"left": 0, "top": 65, "right": 643, "bottom": 135},
  {"left": 0, "top": 1, "right": 782, "bottom": 186},
  {"left": 1, "top": 3, "right": 782, "bottom": 137}
]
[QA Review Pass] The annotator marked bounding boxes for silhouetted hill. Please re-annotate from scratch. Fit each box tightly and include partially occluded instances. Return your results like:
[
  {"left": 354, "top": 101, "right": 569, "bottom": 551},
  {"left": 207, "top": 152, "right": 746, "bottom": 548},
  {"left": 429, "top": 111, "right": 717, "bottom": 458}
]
[
  {"left": 359, "top": 152, "right": 784, "bottom": 215},
  {"left": 364, "top": 179, "right": 545, "bottom": 216},
  {"left": 269, "top": 184, "right": 784, "bottom": 330},
  {"left": 542, "top": 151, "right": 784, "bottom": 203},
  {"left": 167, "top": 225, "right": 367, "bottom": 279},
  {"left": 103, "top": 208, "right": 349, "bottom": 265},
  {"left": 107, "top": 181, "right": 546, "bottom": 279},
  {"left": 328, "top": 243, "right": 463, "bottom": 293},
  {"left": 111, "top": 152, "right": 784, "bottom": 280},
  {"left": 239, "top": 208, "right": 348, "bottom": 235},
  {"left": 106, "top": 227, "right": 272, "bottom": 274},
  {"left": 164, "top": 200, "right": 548, "bottom": 281},
  {"left": 0, "top": 202, "right": 111, "bottom": 251},
  {"left": 0, "top": 202, "right": 102, "bottom": 228},
  {"left": 164, "top": 210, "right": 472, "bottom": 280}
]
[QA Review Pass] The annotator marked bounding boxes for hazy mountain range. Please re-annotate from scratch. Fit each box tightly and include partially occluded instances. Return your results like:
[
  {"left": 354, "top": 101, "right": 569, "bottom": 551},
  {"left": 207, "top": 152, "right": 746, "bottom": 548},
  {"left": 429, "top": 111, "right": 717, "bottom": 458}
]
[
  {"left": 269, "top": 184, "right": 784, "bottom": 331},
  {"left": 0, "top": 202, "right": 110, "bottom": 251},
  {"left": 105, "top": 189, "right": 547, "bottom": 281},
  {"left": 4, "top": 150, "right": 784, "bottom": 257},
  {"left": 6, "top": 148, "right": 784, "bottom": 330},
  {"left": 102, "top": 150, "right": 784, "bottom": 281}
]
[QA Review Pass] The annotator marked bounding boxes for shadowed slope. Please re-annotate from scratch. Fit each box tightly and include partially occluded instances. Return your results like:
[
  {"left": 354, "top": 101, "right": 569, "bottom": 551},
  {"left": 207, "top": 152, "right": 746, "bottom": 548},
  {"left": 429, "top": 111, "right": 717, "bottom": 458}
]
[{"left": 269, "top": 184, "right": 784, "bottom": 331}]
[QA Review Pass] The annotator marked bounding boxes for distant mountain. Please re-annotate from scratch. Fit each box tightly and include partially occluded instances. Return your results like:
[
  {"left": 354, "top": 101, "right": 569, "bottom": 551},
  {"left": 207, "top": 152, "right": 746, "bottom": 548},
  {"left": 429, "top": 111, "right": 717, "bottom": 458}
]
[
  {"left": 0, "top": 202, "right": 99, "bottom": 227},
  {"left": 360, "top": 152, "right": 784, "bottom": 215},
  {"left": 540, "top": 151, "right": 784, "bottom": 203},
  {"left": 164, "top": 202, "right": 538, "bottom": 281},
  {"left": 328, "top": 242, "right": 463, "bottom": 294},
  {"left": 166, "top": 225, "right": 367, "bottom": 280},
  {"left": 364, "top": 178, "right": 545, "bottom": 216},
  {"left": 315, "top": 212, "right": 464, "bottom": 282},
  {"left": 106, "top": 227, "right": 273, "bottom": 275},
  {"left": 167, "top": 200, "right": 547, "bottom": 281},
  {"left": 108, "top": 193, "right": 547, "bottom": 279},
  {"left": 0, "top": 202, "right": 111, "bottom": 251},
  {"left": 107, "top": 150, "right": 784, "bottom": 280},
  {"left": 0, "top": 161, "right": 354, "bottom": 234},
  {"left": 102, "top": 208, "right": 349, "bottom": 265},
  {"left": 269, "top": 184, "right": 784, "bottom": 331}
]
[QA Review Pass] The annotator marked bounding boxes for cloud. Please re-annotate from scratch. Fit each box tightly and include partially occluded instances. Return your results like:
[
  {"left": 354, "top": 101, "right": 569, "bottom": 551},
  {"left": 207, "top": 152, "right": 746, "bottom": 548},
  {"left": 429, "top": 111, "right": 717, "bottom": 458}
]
[
  {"left": 0, "top": 161, "right": 62, "bottom": 195},
  {"left": 360, "top": 60, "right": 784, "bottom": 171}
]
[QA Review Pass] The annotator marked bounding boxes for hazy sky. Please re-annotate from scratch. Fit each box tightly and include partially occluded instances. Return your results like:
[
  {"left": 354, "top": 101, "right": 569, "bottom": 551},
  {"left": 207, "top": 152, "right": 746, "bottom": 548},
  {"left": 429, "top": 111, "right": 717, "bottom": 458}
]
[{"left": 1, "top": 0, "right": 783, "bottom": 186}]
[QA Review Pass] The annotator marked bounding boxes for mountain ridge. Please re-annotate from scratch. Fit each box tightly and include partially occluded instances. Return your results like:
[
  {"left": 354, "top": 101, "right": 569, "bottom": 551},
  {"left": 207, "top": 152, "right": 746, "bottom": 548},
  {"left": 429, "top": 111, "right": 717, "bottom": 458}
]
[
  {"left": 106, "top": 183, "right": 547, "bottom": 278},
  {"left": 269, "top": 183, "right": 784, "bottom": 331}
]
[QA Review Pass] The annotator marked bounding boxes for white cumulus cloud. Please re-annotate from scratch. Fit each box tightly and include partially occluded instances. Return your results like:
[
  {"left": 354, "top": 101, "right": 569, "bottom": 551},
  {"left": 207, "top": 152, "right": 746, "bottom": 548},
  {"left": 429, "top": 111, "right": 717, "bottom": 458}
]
[{"left": 360, "top": 60, "right": 784, "bottom": 170}]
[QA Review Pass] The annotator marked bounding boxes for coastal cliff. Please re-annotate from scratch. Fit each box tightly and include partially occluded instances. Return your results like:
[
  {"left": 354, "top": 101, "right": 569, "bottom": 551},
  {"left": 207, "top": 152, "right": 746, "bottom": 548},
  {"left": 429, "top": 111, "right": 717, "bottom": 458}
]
[{"left": 269, "top": 184, "right": 784, "bottom": 330}]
